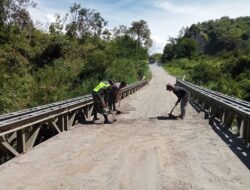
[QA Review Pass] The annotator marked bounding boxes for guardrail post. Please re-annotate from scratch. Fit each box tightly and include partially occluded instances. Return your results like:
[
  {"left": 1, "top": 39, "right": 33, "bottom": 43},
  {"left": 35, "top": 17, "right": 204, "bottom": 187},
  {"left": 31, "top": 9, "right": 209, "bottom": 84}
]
[
  {"left": 204, "top": 100, "right": 210, "bottom": 119},
  {"left": 58, "top": 115, "right": 64, "bottom": 132},
  {"left": 17, "top": 129, "right": 26, "bottom": 153},
  {"left": 64, "top": 114, "right": 69, "bottom": 131},
  {"left": 218, "top": 106, "right": 224, "bottom": 121},
  {"left": 224, "top": 111, "right": 235, "bottom": 129},
  {"left": 246, "top": 120, "right": 250, "bottom": 147},
  {"left": 236, "top": 116, "right": 243, "bottom": 137}
]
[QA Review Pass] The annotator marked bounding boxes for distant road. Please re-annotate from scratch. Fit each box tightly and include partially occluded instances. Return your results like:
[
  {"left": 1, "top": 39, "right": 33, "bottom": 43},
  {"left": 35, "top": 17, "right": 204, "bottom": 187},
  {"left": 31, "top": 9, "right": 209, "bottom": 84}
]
[{"left": 0, "top": 65, "right": 250, "bottom": 190}]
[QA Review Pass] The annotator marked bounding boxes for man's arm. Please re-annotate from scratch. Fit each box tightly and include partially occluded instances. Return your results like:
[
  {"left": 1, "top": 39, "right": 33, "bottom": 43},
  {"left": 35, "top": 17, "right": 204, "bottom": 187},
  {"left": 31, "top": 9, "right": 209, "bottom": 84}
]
[
  {"left": 173, "top": 89, "right": 181, "bottom": 105},
  {"left": 175, "top": 98, "right": 181, "bottom": 105}
]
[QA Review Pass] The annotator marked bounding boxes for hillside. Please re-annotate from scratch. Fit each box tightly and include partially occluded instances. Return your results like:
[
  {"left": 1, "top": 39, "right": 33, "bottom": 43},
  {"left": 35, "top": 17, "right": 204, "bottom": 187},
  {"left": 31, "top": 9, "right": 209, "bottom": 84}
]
[
  {"left": 162, "top": 16, "right": 250, "bottom": 101},
  {"left": 0, "top": 0, "right": 152, "bottom": 114}
]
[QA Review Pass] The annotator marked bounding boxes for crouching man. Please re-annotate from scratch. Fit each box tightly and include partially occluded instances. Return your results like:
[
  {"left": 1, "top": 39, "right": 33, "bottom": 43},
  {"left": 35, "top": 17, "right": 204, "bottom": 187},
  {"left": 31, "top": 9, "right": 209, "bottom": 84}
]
[
  {"left": 92, "top": 81, "right": 112, "bottom": 124},
  {"left": 108, "top": 81, "right": 127, "bottom": 114},
  {"left": 166, "top": 83, "right": 190, "bottom": 119}
]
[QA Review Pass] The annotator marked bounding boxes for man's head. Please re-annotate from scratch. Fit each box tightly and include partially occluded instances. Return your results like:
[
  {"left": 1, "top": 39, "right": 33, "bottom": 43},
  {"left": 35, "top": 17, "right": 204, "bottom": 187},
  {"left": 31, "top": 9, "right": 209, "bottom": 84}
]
[
  {"left": 119, "top": 81, "right": 127, "bottom": 89},
  {"left": 166, "top": 83, "right": 174, "bottom": 91}
]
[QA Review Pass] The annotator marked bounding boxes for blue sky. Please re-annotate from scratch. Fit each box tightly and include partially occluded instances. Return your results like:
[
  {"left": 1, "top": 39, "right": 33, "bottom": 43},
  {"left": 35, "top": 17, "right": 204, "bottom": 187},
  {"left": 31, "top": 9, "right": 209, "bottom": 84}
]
[{"left": 29, "top": 0, "right": 250, "bottom": 54}]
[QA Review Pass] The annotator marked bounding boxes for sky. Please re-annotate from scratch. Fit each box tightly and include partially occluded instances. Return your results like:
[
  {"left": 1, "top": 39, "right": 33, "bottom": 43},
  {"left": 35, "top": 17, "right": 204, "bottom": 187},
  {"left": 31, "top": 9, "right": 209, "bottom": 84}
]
[{"left": 29, "top": 0, "right": 250, "bottom": 54}]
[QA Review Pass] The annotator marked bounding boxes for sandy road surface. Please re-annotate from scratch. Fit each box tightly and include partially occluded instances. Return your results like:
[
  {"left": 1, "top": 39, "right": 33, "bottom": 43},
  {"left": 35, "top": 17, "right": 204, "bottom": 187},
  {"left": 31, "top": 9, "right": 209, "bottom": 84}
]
[{"left": 0, "top": 65, "right": 250, "bottom": 190}]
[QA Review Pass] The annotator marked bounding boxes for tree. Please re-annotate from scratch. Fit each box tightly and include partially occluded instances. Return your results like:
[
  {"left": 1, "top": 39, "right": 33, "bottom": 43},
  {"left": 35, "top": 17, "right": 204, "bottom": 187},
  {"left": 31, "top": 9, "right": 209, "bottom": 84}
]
[
  {"left": 65, "top": 3, "right": 107, "bottom": 39},
  {"left": 1, "top": 0, "right": 36, "bottom": 27},
  {"left": 129, "top": 20, "right": 152, "bottom": 48},
  {"left": 0, "top": 0, "right": 5, "bottom": 27},
  {"left": 176, "top": 38, "right": 197, "bottom": 58},
  {"left": 161, "top": 38, "right": 177, "bottom": 62},
  {"left": 112, "top": 25, "right": 128, "bottom": 37},
  {"left": 162, "top": 44, "right": 176, "bottom": 62},
  {"left": 49, "top": 14, "right": 67, "bottom": 34},
  {"left": 102, "top": 29, "right": 111, "bottom": 40}
]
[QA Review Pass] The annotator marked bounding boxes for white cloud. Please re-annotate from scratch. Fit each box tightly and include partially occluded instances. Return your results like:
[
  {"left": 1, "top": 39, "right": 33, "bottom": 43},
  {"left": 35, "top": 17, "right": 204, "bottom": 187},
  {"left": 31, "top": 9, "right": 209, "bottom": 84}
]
[
  {"left": 28, "top": 4, "right": 67, "bottom": 31},
  {"left": 149, "top": 35, "right": 167, "bottom": 54}
]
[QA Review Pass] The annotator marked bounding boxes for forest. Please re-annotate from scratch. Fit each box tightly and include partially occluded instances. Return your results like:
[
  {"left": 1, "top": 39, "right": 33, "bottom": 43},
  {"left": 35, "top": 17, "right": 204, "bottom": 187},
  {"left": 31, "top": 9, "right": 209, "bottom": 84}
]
[
  {"left": 0, "top": 0, "right": 152, "bottom": 114},
  {"left": 161, "top": 16, "right": 250, "bottom": 101}
]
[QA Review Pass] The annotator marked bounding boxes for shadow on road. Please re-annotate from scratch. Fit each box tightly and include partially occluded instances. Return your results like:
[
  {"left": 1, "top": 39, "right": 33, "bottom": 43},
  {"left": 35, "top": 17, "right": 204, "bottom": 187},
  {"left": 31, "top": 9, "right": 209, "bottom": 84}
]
[
  {"left": 78, "top": 120, "right": 95, "bottom": 124},
  {"left": 189, "top": 98, "right": 250, "bottom": 169},
  {"left": 148, "top": 116, "right": 177, "bottom": 120},
  {"left": 78, "top": 119, "right": 105, "bottom": 125}
]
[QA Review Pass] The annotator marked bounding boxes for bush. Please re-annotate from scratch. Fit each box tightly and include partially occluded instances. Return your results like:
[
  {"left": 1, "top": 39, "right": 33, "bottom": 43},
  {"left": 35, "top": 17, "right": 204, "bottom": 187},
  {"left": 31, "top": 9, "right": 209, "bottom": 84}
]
[{"left": 106, "top": 59, "right": 137, "bottom": 83}]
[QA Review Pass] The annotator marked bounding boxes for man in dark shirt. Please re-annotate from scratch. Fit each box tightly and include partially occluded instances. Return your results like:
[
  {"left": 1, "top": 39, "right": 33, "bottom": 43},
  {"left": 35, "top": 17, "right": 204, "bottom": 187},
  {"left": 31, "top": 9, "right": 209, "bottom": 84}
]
[
  {"left": 108, "top": 81, "right": 127, "bottom": 113},
  {"left": 166, "top": 83, "right": 190, "bottom": 119}
]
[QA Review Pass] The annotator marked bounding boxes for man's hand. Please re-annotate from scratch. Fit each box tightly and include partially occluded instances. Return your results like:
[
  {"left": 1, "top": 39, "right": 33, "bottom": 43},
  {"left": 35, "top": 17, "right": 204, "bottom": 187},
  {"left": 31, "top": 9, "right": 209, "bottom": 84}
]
[{"left": 102, "top": 101, "right": 107, "bottom": 107}]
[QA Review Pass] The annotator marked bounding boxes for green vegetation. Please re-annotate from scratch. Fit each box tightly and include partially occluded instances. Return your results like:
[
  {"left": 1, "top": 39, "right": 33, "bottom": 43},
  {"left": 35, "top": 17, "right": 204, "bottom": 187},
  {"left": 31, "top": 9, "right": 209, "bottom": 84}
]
[
  {"left": 162, "top": 16, "right": 250, "bottom": 101},
  {"left": 0, "top": 1, "right": 152, "bottom": 114},
  {"left": 151, "top": 53, "right": 162, "bottom": 63}
]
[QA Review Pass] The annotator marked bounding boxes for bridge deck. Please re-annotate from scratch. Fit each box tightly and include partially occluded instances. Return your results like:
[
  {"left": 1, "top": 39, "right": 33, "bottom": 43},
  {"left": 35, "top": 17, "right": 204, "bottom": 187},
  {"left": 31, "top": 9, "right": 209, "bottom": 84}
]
[{"left": 0, "top": 65, "right": 249, "bottom": 190}]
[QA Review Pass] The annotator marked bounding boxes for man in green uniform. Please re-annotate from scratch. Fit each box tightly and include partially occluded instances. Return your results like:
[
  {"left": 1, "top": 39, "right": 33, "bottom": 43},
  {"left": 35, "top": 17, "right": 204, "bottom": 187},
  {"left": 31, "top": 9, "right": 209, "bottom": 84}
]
[{"left": 92, "top": 81, "right": 112, "bottom": 124}]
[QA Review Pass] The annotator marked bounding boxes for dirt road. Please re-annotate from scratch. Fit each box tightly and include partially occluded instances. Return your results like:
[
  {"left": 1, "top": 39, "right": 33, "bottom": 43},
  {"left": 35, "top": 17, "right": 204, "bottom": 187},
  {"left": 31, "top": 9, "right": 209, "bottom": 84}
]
[{"left": 0, "top": 65, "right": 250, "bottom": 190}]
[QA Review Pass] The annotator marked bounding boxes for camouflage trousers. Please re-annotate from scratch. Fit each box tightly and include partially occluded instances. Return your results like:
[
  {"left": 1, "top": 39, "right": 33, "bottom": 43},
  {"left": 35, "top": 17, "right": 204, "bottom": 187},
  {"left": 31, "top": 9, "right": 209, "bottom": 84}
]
[{"left": 92, "top": 92, "right": 107, "bottom": 115}]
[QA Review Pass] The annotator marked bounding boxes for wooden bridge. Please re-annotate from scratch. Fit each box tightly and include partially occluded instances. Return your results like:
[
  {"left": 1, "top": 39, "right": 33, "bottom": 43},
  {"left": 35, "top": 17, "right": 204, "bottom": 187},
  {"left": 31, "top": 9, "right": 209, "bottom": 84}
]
[{"left": 0, "top": 65, "right": 249, "bottom": 190}]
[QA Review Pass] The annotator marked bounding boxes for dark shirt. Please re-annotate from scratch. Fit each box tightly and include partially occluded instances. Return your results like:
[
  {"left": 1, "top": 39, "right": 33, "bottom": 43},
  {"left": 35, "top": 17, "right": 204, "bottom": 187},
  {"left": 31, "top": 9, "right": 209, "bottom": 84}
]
[
  {"left": 111, "top": 83, "right": 119, "bottom": 93},
  {"left": 173, "top": 86, "right": 190, "bottom": 103}
]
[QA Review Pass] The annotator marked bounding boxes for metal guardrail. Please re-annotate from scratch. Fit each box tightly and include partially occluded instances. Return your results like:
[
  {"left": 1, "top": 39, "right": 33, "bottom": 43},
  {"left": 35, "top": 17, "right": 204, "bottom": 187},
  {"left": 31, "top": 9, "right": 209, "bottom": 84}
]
[
  {"left": 176, "top": 79, "right": 250, "bottom": 146},
  {"left": 0, "top": 80, "right": 148, "bottom": 161}
]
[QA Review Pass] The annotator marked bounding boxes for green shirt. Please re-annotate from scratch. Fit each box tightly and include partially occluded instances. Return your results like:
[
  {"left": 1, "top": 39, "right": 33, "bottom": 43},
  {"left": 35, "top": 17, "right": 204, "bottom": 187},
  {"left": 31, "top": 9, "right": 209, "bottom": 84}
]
[{"left": 93, "top": 81, "right": 110, "bottom": 93}]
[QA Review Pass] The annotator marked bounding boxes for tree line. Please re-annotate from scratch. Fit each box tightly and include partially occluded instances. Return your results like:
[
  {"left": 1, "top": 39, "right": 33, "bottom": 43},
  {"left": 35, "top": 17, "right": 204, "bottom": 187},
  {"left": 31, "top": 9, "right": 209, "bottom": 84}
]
[
  {"left": 161, "top": 16, "right": 250, "bottom": 101},
  {"left": 0, "top": 0, "right": 153, "bottom": 114}
]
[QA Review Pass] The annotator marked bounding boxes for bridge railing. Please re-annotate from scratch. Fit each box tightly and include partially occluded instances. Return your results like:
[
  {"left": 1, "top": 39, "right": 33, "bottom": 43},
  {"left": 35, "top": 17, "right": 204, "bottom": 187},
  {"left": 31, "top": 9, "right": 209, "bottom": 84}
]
[
  {"left": 0, "top": 80, "right": 148, "bottom": 161},
  {"left": 176, "top": 79, "right": 250, "bottom": 147}
]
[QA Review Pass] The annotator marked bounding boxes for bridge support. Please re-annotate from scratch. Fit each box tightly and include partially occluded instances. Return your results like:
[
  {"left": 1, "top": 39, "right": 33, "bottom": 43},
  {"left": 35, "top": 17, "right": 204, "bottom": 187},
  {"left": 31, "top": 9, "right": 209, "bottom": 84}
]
[
  {"left": 176, "top": 79, "right": 250, "bottom": 148},
  {"left": 0, "top": 137, "right": 19, "bottom": 157},
  {"left": 0, "top": 80, "right": 148, "bottom": 164},
  {"left": 26, "top": 124, "right": 42, "bottom": 151},
  {"left": 17, "top": 129, "right": 26, "bottom": 153}
]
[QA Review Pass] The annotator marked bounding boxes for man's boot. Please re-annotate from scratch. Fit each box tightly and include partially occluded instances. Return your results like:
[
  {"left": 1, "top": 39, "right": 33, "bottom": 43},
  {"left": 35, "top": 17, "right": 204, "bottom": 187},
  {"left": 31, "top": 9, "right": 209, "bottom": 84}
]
[
  {"left": 93, "top": 113, "right": 100, "bottom": 121},
  {"left": 116, "top": 110, "right": 122, "bottom": 114},
  {"left": 104, "top": 114, "right": 112, "bottom": 124}
]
